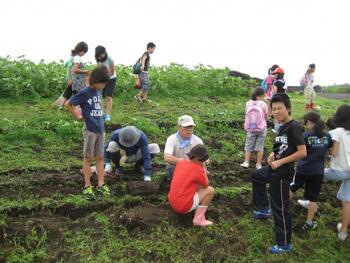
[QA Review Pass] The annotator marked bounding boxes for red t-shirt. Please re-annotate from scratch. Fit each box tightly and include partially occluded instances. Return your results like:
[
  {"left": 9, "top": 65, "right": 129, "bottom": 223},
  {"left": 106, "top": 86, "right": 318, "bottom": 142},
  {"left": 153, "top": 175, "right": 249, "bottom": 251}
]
[{"left": 168, "top": 160, "right": 208, "bottom": 214}]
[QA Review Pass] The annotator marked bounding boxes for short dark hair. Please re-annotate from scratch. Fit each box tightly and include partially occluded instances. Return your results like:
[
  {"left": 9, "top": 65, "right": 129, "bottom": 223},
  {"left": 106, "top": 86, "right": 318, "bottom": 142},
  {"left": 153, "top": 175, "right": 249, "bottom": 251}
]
[
  {"left": 147, "top": 42, "right": 156, "bottom": 49},
  {"left": 89, "top": 66, "right": 110, "bottom": 85},
  {"left": 270, "top": 93, "right": 291, "bottom": 114},
  {"left": 187, "top": 144, "right": 209, "bottom": 162},
  {"left": 309, "top": 63, "right": 316, "bottom": 69},
  {"left": 275, "top": 72, "right": 285, "bottom": 80},
  {"left": 71, "top": 41, "right": 88, "bottom": 56},
  {"left": 334, "top": 104, "right": 350, "bottom": 130},
  {"left": 95, "top": 45, "right": 107, "bottom": 63},
  {"left": 251, "top": 87, "right": 265, "bottom": 101},
  {"left": 326, "top": 117, "right": 337, "bottom": 130}
]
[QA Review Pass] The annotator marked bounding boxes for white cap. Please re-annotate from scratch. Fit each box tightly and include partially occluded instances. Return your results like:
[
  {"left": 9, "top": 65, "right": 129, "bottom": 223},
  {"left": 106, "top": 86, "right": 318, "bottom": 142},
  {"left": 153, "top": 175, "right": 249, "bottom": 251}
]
[{"left": 178, "top": 115, "right": 196, "bottom": 127}]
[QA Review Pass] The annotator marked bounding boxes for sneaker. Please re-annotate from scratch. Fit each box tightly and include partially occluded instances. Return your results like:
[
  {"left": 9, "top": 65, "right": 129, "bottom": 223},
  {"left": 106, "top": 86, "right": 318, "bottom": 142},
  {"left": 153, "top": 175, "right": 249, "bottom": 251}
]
[
  {"left": 240, "top": 161, "right": 249, "bottom": 168},
  {"left": 96, "top": 184, "right": 111, "bottom": 197},
  {"left": 303, "top": 221, "right": 318, "bottom": 230},
  {"left": 104, "top": 114, "right": 111, "bottom": 122},
  {"left": 134, "top": 95, "right": 143, "bottom": 103},
  {"left": 268, "top": 244, "right": 291, "bottom": 254},
  {"left": 253, "top": 208, "right": 272, "bottom": 219},
  {"left": 115, "top": 167, "right": 125, "bottom": 176},
  {"left": 337, "top": 223, "right": 348, "bottom": 241},
  {"left": 256, "top": 164, "right": 262, "bottom": 170},
  {"left": 82, "top": 186, "right": 95, "bottom": 200},
  {"left": 144, "top": 175, "right": 151, "bottom": 182}
]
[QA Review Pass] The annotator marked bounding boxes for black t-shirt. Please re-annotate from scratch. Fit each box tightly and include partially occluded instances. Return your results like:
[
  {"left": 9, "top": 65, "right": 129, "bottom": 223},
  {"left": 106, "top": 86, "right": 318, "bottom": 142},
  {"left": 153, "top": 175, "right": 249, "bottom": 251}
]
[
  {"left": 272, "top": 120, "right": 305, "bottom": 175},
  {"left": 274, "top": 79, "right": 286, "bottom": 93},
  {"left": 296, "top": 131, "right": 332, "bottom": 175},
  {"left": 142, "top": 52, "right": 150, "bottom": 72}
]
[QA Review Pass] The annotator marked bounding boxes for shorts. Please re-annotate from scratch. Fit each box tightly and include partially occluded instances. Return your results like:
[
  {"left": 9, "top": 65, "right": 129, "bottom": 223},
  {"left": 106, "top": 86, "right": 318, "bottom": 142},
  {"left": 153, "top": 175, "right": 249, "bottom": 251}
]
[
  {"left": 102, "top": 77, "right": 116, "bottom": 97},
  {"left": 324, "top": 168, "right": 350, "bottom": 201},
  {"left": 83, "top": 128, "right": 105, "bottom": 158},
  {"left": 62, "top": 84, "right": 77, "bottom": 99},
  {"left": 139, "top": 71, "right": 150, "bottom": 91},
  {"left": 187, "top": 192, "right": 200, "bottom": 213},
  {"left": 244, "top": 127, "right": 267, "bottom": 152},
  {"left": 290, "top": 173, "right": 323, "bottom": 202}
]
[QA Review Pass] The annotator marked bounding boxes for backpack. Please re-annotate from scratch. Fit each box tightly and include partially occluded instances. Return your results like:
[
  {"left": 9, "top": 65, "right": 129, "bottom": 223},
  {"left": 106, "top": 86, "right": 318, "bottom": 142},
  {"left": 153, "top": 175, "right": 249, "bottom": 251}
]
[
  {"left": 244, "top": 101, "right": 266, "bottom": 133},
  {"left": 261, "top": 75, "right": 274, "bottom": 93},
  {"left": 300, "top": 74, "right": 308, "bottom": 87},
  {"left": 132, "top": 59, "right": 142, "bottom": 75}
]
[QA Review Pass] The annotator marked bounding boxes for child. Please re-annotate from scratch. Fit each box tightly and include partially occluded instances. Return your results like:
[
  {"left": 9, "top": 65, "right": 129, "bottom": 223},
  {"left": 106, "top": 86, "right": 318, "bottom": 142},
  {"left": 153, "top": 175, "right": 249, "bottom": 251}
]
[
  {"left": 241, "top": 88, "right": 269, "bottom": 169},
  {"left": 95, "top": 45, "right": 117, "bottom": 122},
  {"left": 290, "top": 112, "right": 332, "bottom": 230},
  {"left": 71, "top": 41, "right": 90, "bottom": 94},
  {"left": 168, "top": 144, "right": 215, "bottom": 227},
  {"left": 134, "top": 42, "right": 156, "bottom": 103},
  {"left": 323, "top": 105, "right": 350, "bottom": 240},
  {"left": 264, "top": 64, "right": 279, "bottom": 116},
  {"left": 53, "top": 56, "right": 74, "bottom": 109},
  {"left": 251, "top": 93, "right": 306, "bottom": 254},
  {"left": 302, "top": 64, "right": 320, "bottom": 110},
  {"left": 65, "top": 66, "right": 111, "bottom": 200}
]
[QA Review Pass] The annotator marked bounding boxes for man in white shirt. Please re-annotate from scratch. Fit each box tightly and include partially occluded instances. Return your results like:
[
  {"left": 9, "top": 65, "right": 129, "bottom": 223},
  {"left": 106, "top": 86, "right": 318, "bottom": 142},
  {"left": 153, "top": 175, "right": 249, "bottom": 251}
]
[{"left": 164, "top": 115, "right": 203, "bottom": 180}]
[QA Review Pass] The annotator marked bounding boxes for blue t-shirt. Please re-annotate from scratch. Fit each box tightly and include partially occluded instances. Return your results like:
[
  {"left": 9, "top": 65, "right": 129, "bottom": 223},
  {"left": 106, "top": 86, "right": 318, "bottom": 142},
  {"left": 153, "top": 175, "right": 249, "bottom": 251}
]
[
  {"left": 69, "top": 87, "right": 104, "bottom": 134},
  {"left": 296, "top": 131, "right": 333, "bottom": 175},
  {"left": 104, "top": 129, "right": 152, "bottom": 176}
]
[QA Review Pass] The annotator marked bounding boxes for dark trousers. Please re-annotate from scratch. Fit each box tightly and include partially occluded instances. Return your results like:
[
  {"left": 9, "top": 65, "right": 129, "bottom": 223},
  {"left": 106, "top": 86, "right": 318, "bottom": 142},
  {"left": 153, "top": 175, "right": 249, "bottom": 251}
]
[
  {"left": 252, "top": 166, "right": 292, "bottom": 246},
  {"left": 165, "top": 164, "right": 176, "bottom": 181}
]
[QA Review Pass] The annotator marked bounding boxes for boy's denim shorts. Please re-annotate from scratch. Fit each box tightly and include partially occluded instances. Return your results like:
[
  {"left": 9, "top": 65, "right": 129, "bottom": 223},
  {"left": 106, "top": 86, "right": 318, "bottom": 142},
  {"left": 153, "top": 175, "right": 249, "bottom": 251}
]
[{"left": 324, "top": 168, "right": 350, "bottom": 201}]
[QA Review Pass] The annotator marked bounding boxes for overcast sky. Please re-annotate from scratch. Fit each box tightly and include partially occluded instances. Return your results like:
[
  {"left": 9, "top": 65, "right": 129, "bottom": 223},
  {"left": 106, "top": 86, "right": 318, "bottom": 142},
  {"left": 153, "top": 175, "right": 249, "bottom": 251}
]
[{"left": 1, "top": 0, "right": 349, "bottom": 85}]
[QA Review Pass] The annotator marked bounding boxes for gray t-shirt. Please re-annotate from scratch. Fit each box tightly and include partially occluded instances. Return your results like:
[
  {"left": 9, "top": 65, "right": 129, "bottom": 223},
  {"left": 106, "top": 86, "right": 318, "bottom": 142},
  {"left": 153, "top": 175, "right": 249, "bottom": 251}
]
[{"left": 164, "top": 133, "right": 203, "bottom": 160}]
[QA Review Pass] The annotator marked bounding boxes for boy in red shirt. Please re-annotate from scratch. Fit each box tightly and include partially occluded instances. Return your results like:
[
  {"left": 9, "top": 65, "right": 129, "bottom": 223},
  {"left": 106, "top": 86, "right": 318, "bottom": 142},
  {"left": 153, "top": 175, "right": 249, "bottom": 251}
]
[{"left": 168, "top": 144, "right": 215, "bottom": 227}]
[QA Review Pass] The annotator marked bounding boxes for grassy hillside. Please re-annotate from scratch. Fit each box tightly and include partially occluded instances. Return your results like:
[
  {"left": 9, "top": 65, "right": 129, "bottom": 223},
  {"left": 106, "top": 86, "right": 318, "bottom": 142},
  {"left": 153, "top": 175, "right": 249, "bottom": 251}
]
[{"left": 0, "top": 59, "right": 350, "bottom": 262}]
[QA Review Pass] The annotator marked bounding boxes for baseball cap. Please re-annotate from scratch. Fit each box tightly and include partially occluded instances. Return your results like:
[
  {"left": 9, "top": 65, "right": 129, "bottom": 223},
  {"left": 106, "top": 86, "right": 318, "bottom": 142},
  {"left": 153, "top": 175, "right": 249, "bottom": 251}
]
[{"left": 271, "top": 67, "right": 284, "bottom": 74}]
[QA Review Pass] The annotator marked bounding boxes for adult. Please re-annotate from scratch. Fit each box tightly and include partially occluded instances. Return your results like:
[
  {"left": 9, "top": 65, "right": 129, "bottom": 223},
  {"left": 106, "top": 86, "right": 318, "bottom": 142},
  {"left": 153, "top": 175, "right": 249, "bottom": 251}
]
[
  {"left": 164, "top": 115, "right": 203, "bottom": 181},
  {"left": 134, "top": 42, "right": 156, "bottom": 103},
  {"left": 104, "top": 126, "right": 160, "bottom": 182}
]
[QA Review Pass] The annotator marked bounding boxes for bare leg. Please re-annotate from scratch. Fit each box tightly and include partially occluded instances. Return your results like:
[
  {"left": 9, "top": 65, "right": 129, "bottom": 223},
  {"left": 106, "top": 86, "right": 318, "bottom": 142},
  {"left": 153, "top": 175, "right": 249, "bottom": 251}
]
[
  {"left": 341, "top": 201, "right": 350, "bottom": 233},
  {"left": 244, "top": 151, "right": 251, "bottom": 163},
  {"left": 95, "top": 156, "right": 105, "bottom": 187},
  {"left": 307, "top": 201, "right": 317, "bottom": 222},
  {"left": 256, "top": 151, "right": 264, "bottom": 166},
  {"left": 83, "top": 158, "right": 92, "bottom": 187},
  {"left": 106, "top": 96, "right": 112, "bottom": 115},
  {"left": 198, "top": 186, "right": 215, "bottom": 206}
]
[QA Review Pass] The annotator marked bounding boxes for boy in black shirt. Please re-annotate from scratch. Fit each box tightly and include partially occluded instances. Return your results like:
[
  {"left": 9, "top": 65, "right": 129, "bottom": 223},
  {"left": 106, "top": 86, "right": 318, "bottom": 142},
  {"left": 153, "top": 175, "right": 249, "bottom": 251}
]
[{"left": 251, "top": 93, "right": 307, "bottom": 254}]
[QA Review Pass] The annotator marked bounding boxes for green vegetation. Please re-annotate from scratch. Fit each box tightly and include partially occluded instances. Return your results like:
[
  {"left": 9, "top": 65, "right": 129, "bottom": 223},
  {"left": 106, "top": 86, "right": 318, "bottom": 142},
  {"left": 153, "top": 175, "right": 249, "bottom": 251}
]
[
  {"left": 324, "top": 84, "right": 350, "bottom": 93},
  {"left": 0, "top": 58, "right": 350, "bottom": 262}
]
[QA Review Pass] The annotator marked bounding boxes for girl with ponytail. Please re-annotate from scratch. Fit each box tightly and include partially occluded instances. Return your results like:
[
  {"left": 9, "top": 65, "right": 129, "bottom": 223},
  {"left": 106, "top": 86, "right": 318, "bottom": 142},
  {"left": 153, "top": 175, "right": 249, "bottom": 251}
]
[{"left": 290, "top": 112, "right": 333, "bottom": 230}]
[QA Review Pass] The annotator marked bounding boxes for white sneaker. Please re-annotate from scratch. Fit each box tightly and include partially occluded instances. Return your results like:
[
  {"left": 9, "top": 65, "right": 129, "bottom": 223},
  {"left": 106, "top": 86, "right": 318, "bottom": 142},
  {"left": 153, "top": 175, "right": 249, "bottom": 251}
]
[
  {"left": 256, "top": 164, "right": 262, "bottom": 170},
  {"left": 337, "top": 223, "right": 348, "bottom": 241},
  {"left": 144, "top": 175, "right": 151, "bottom": 182},
  {"left": 240, "top": 161, "right": 249, "bottom": 168},
  {"left": 297, "top": 199, "right": 310, "bottom": 209}
]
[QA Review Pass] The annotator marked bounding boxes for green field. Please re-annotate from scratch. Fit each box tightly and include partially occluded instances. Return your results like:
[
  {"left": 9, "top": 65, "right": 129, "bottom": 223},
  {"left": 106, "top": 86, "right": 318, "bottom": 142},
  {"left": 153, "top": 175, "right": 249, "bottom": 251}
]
[{"left": 0, "top": 58, "right": 350, "bottom": 262}]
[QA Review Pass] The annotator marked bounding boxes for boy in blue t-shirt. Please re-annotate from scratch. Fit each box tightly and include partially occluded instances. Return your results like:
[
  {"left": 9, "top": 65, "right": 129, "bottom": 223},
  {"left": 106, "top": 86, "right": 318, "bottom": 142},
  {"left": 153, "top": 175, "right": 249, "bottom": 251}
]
[
  {"left": 65, "top": 66, "right": 111, "bottom": 200},
  {"left": 290, "top": 112, "right": 332, "bottom": 230},
  {"left": 251, "top": 94, "right": 307, "bottom": 254}
]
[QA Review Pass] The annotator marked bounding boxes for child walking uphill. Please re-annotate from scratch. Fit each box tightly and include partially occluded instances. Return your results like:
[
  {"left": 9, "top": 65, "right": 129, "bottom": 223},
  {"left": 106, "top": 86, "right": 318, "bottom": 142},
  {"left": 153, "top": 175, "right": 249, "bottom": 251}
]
[
  {"left": 71, "top": 41, "right": 90, "bottom": 94},
  {"left": 65, "top": 66, "right": 111, "bottom": 200},
  {"left": 323, "top": 105, "right": 350, "bottom": 240},
  {"left": 95, "top": 45, "right": 117, "bottom": 122},
  {"left": 241, "top": 88, "right": 269, "bottom": 169},
  {"left": 168, "top": 144, "right": 215, "bottom": 227},
  {"left": 290, "top": 112, "right": 332, "bottom": 230},
  {"left": 251, "top": 93, "right": 306, "bottom": 254}
]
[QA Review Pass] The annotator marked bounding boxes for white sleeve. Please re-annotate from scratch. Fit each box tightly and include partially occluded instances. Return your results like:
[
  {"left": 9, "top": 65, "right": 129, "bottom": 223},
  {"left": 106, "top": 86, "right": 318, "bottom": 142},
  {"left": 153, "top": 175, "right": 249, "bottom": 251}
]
[
  {"left": 73, "top": 55, "right": 81, "bottom": 64},
  {"left": 164, "top": 136, "right": 176, "bottom": 155},
  {"left": 331, "top": 128, "right": 342, "bottom": 142}
]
